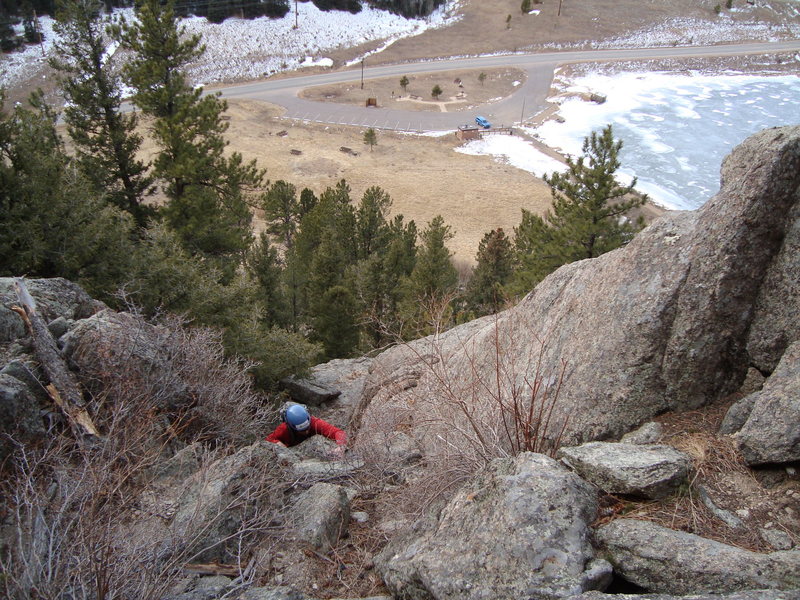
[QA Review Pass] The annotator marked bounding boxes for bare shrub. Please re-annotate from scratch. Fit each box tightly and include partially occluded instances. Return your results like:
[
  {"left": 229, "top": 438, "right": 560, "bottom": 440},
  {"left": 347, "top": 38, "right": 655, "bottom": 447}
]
[
  {"left": 0, "top": 429, "right": 299, "bottom": 600},
  {"left": 0, "top": 304, "right": 298, "bottom": 599},
  {"left": 69, "top": 307, "right": 274, "bottom": 447},
  {"left": 355, "top": 310, "right": 568, "bottom": 516}
]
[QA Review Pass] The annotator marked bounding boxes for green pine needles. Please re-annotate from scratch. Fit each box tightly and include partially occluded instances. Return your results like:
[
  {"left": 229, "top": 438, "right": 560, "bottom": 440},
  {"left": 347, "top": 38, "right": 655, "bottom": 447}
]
[{"left": 509, "top": 125, "right": 647, "bottom": 294}]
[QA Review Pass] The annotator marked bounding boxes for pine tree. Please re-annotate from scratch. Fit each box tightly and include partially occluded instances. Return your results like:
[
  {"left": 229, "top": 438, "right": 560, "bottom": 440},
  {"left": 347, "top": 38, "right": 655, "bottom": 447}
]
[
  {"left": 51, "top": 0, "right": 154, "bottom": 227},
  {"left": 0, "top": 92, "right": 136, "bottom": 298},
  {"left": 399, "top": 75, "right": 409, "bottom": 93},
  {"left": 466, "top": 228, "right": 513, "bottom": 316},
  {"left": 521, "top": 0, "right": 532, "bottom": 13},
  {"left": 119, "top": 0, "right": 264, "bottom": 278},
  {"left": 354, "top": 214, "right": 416, "bottom": 346},
  {"left": 363, "top": 127, "right": 377, "bottom": 151},
  {"left": 298, "top": 187, "right": 318, "bottom": 216},
  {"left": 510, "top": 124, "right": 646, "bottom": 294},
  {"left": 399, "top": 215, "right": 457, "bottom": 337},
  {"left": 313, "top": 284, "right": 360, "bottom": 358},
  {"left": 431, "top": 84, "right": 443, "bottom": 99},
  {"left": 246, "top": 231, "right": 287, "bottom": 327},
  {"left": 261, "top": 180, "right": 299, "bottom": 249},
  {"left": 355, "top": 185, "right": 391, "bottom": 259},
  {"left": 291, "top": 179, "right": 356, "bottom": 328}
]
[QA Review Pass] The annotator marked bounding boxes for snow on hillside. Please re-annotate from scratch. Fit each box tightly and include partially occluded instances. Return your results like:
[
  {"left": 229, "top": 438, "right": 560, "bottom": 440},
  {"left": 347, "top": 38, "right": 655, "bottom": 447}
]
[
  {"left": 544, "top": 15, "right": 800, "bottom": 50},
  {"left": 183, "top": 0, "right": 463, "bottom": 84},
  {"left": 0, "top": 1, "right": 463, "bottom": 90}
]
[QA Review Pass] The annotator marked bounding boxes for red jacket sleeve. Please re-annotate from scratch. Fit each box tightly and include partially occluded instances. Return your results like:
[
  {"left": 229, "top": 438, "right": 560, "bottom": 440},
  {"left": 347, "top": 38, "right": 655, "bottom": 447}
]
[
  {"left": 310, "top": 417, "right": 347, "bottom": 446},
  {"left": 265, "top": 422, "right": 293, "bottom": 445}
]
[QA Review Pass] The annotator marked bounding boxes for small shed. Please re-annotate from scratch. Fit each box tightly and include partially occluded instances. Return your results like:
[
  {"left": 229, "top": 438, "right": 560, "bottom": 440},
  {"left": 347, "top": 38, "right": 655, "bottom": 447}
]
[
  {"left": 365, "top": 97, "right": 378, "bottom": 107},
  {"left": 456, "top": 125, "right": 480, "bottom": 141}
]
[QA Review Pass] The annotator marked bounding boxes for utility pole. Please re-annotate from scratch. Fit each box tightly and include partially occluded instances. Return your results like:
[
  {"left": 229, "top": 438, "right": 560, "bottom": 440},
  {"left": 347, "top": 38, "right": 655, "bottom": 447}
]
[
  {"left": 294, "top": 0, "right": 298, "bottom": 29},
  {"left": 520, "top": 98, "right": 526, "bottom": 124},
  {"left": 361, "top": 59, "right": 364, "bottom": 90},
  {"left": 558, "top": 0, "right": 563, "bottom": 17}
]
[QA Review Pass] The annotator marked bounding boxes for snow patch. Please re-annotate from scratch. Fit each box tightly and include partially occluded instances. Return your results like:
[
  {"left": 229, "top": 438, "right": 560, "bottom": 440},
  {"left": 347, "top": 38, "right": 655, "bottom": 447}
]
[{"left": 455, "top": 135, "right": 566, "bottom": 178}]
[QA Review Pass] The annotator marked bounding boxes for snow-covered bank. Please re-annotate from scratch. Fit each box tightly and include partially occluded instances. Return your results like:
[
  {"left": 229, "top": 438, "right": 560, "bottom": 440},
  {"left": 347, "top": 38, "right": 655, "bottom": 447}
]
[{"left": 456, "top": 135, "right": 565, "bottom": 179}]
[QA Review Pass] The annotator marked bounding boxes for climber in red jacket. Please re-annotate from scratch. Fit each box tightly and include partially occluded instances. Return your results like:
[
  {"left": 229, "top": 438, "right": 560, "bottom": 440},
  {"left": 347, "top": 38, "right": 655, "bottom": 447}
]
[{"left": 265, "top": 403, "right": 347, "bottom": 458}]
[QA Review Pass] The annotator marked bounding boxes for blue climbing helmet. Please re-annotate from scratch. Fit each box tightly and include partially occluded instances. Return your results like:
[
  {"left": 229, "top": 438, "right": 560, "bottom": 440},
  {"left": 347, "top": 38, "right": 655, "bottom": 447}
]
[{"left": 283, "top": 404, "right": 311, "bottom": 432}]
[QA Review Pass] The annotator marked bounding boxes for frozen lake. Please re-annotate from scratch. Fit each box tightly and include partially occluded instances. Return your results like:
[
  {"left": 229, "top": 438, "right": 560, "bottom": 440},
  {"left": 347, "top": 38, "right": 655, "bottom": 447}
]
[{"left": 533, "top": 72, "right": 800, "bottom": 210}]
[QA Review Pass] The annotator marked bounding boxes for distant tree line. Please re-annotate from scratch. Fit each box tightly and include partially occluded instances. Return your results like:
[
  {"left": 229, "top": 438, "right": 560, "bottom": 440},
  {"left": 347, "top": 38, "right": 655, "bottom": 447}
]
[{"left": 1, "top": 0, "right": 646, "bottom": 388}]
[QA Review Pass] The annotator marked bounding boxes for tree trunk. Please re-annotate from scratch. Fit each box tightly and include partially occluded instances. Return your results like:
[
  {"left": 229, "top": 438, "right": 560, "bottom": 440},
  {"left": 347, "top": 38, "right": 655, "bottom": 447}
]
[{"left": 12, "top": 277, "right": 100, "bottom": 442}]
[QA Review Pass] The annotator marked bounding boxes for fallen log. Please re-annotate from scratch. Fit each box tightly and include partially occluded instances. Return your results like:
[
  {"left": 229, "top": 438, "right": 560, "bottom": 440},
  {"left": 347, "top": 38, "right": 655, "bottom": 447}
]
[{"left": 12, "top": 277, "right": 100, "bottom": 442}]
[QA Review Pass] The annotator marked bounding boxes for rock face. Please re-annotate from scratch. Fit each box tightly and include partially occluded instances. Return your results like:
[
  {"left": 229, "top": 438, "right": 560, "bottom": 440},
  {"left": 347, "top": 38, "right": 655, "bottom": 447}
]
[
  {"left": 597, "top": 519, "right": 800, "bottom": 594},
  {"left": 734, "top": 341, "right": 800, "bottom": 465},
  {"left": 355, "top": 126, "right": 800, "bottom": 448},
  {"left": 0, "top": 277, "right": 102, "bottom": 342},
  {"left": 375, "top": 453, "right": 610, "bottom": 600},
  {"left": 557, "top": 442, "right": 692, "bottom": 499},
  {"left": 171, "top": 442, "right": 278, "bottom": 562},
  {"left": 0, "top": 373, "right": 45, "bottom": 458},
  {"left": 290, "top": 483, "right": 350, "bottom": 551},
  {"left": 746, "top": 195, "right": 800, "bottom": 373}
]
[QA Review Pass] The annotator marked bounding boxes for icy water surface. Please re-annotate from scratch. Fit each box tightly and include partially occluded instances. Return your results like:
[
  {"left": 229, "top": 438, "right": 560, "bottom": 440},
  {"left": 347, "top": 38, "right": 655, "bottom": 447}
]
[{"left": 535, "top": 73, "right": 800, "bottom": 210}]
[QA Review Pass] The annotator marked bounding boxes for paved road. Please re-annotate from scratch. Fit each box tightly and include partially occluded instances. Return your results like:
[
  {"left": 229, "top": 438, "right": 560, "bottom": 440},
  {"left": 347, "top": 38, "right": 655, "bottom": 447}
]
[{"left": 218, "top": 41, "right": 800, "bottom": 131}]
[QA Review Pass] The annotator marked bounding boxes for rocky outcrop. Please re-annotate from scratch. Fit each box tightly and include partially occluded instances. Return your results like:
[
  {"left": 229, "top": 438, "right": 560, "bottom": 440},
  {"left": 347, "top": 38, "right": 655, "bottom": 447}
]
[
  {"left": 355, "top": 126, "right": 800, "bottom": 449},
  {"left": 61, "top": 309, "right": 189, "bottom": 409},
  {"left": 171, "top": 442, "right": 278, "bottom": 562},
  {"left": 0, "top": 277, "right": 103, "bottom": 343},
  {"left": 558, "top": 442, "right": 692, "bottom": 499},
  {"left": 597, "top": 519, "right": 800, "bottom": 594},
  {"left": 734, "top": 341, "right": 800, "bottom": 465},
  {"left": 289, "top": 483, "right": 350, "bottom": 551},
  {"left": 375, "top": 453, "right": 610, "bottom": 600},
  {"left": 0, "top": 373, "right": 45, "bottom": 458}
]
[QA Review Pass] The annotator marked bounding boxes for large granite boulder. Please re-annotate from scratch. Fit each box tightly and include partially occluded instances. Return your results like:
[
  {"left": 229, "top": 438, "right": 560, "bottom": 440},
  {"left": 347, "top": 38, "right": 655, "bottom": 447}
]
[
  {"left": 558, "top": 442, "right": 692, "bottom": 499},
  {"left": 734, "top": 341, "right": 800, "bottom": 465},
  {"left": 289, "top": 482, "right": 350, "bottom": 551},
  {"left": 170, "top": 442, "right": 279, "bottom": 562},
  {"left": 746, "top": 192, "right": 800, "bottom": 373},
  {"left": 375, "top": 452, "right": 610, "bottom": 600},
  {"left": 60, "top": 309, "right": 189, "bottom": 409},
  {"left": 354, "top": 126, "right": 800, "bottom": 449},
  {"left": 597, "top": 518, "right": 800, "bottom": 594}
]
